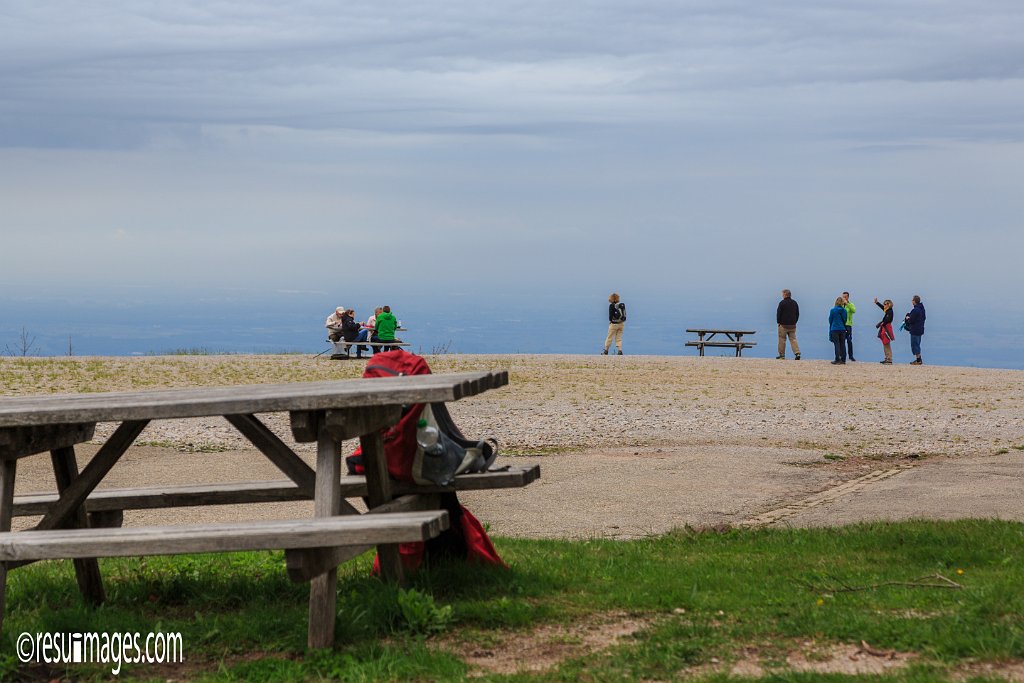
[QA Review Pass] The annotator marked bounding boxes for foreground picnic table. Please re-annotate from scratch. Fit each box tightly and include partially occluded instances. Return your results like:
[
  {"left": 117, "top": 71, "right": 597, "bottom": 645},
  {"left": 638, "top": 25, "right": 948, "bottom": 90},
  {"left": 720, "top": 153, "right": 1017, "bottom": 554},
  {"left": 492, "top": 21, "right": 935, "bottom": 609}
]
[
  {"left": 685, "top": 328, "right": 757, "bottom": 357},
  {"left": 0, "top": 370, "right": 538, "bottom": 648}
]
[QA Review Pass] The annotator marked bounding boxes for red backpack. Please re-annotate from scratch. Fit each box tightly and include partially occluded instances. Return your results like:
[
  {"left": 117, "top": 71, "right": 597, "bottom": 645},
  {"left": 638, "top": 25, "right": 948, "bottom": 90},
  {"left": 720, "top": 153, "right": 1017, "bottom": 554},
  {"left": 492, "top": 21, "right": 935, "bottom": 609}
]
[
  {"left": 347, "top": 350, "right": 506, "bottom": 571},
  {"left": 346, "top": 350, "right": 432, "bottom": 482}
]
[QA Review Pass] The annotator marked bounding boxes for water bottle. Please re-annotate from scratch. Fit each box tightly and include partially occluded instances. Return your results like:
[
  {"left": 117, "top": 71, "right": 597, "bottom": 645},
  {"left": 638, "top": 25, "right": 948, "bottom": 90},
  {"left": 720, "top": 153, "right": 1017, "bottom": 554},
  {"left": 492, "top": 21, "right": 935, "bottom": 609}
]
[{"left": 416, "top": 419, "right": 444, "bottom": 456}]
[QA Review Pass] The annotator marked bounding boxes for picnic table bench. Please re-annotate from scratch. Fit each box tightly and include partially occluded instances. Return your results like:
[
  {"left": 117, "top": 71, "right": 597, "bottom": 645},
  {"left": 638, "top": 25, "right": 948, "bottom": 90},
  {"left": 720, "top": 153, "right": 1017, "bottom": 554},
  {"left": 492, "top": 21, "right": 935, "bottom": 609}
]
[
  {"left": 685, "top": 328, "right": 757, "bottom": 357},
  {"left": 327, "top": 328, "right": 411, "bottom": 359},
  {"left": 0, "top": 370, "right": 537, "bottom": 648}
]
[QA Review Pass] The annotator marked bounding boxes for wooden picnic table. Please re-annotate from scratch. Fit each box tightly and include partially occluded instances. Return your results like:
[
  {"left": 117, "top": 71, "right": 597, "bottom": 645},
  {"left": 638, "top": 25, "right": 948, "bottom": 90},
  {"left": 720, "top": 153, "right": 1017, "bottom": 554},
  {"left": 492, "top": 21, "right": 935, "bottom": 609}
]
[
  {"left": 0, "top": 370, "right": 538, "bottom": 648},
  {"left": 685, "top": 328, "right": 758, "bottom": 357}
]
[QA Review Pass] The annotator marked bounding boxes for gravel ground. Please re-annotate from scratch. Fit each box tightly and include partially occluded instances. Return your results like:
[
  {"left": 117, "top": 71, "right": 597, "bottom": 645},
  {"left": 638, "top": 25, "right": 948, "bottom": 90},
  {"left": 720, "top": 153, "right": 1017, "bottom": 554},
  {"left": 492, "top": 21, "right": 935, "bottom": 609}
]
[{"left": 3, "top": 354, "right": 1023, "bottom": 536}]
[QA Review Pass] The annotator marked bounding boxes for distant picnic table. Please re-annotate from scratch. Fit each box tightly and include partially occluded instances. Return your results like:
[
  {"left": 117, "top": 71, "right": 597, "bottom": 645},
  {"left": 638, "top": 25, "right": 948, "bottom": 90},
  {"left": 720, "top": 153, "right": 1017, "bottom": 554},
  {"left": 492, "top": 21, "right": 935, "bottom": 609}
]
[
  {"left": 685, "top": 328, "right": 757, "bottom": 357},
  {"left": 0, "top": 371, "right": 538, "bottom": 648}
]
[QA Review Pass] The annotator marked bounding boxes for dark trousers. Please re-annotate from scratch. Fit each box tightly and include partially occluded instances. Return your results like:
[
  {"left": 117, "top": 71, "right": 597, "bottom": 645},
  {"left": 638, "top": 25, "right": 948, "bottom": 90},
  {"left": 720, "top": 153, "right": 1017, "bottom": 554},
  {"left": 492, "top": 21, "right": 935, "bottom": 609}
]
[
  {"left": 371, "top": 334, "right": 398, "bottom": 354},
  {"left": 831, "top": 330, "right": 847, "bottom": 362},
  {"left": 845, "top": 326, "right": 854, "bottom": 359}
]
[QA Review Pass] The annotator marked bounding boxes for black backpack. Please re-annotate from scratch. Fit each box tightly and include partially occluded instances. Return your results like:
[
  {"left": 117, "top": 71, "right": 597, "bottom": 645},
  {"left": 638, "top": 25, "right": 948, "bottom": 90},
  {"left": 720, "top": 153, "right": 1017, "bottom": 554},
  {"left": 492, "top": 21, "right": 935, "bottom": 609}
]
[{"left": 611, "top": 302, "right": 626, "bottom": 323}]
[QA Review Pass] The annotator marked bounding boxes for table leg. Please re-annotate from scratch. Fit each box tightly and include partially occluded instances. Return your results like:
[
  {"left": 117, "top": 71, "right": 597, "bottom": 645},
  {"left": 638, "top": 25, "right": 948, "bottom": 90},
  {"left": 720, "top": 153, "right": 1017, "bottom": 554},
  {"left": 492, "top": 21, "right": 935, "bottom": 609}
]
[
  {"left": 0, "top": 458, "right": 16, "bottom": 635},
  {"left": 308, "top": 419, "right": 342, "bottom": 649},
  {"left": 359, "top": 431, "right": 404, "bottom": 584},
  {"left": 50, "top": 447, "right": 106, "bottom": 606}
]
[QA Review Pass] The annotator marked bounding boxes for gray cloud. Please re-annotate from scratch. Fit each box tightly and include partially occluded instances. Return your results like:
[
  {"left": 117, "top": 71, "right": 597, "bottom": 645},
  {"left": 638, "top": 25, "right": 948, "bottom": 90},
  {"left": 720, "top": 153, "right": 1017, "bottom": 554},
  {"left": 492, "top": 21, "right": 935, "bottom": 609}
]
[{"left": 0, "top": 0, "right": 1022, "bottom": 303}]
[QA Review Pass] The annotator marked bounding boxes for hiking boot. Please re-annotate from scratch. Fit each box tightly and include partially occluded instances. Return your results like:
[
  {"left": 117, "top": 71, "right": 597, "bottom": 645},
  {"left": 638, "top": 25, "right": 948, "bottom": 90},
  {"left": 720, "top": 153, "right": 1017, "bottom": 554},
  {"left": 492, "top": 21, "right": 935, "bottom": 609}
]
[
  {"left": 795, "top": 354, "right": 800, "bottom": 360},
  {"left": 601, "top": 349, "right": 608, "bottom": 355},
  {"left": 880, "top": 359, "right": 892, "bottom": 364},
  {"left": 831, "top": 360, "right": 844, "bottom": 365},
  {"left": 910, "top": 358, "right": 923, "bottom": 365},
  {"left": 776, "top": 355, "right": 785, "bottom": 359},
  {"left": 617, "top": 350, "right": 623, "bottom": 355}
]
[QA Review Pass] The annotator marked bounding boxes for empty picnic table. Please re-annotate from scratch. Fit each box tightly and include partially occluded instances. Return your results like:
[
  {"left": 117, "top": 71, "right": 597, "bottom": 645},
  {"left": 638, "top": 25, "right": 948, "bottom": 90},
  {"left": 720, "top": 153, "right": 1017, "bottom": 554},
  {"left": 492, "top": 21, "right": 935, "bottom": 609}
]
[
  {"left": 685, "top": 328, "right": 757, "bottom": 357},
  {"left": 0, "top": 370, "right": 538, "bottom": 648}
]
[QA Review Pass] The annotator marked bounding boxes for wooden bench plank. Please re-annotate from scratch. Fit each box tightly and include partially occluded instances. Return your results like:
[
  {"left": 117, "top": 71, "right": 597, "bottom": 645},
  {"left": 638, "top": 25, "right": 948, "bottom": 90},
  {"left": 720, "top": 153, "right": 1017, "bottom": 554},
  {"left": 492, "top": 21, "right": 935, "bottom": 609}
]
[
  {"left": 10, "top": 466, "right": 541, "bottom": 516},
  {"left": 285, "top": 493, "right": 442, "bottom": 583},
  {"left": 0, "top": 371, "right": 508, "bottom": 428},
  {"left": 0, "top": 511, "right": 450, "bottom": 561},
  {"left": 685, "top": 341, "right": 757, "bottom": 347}
]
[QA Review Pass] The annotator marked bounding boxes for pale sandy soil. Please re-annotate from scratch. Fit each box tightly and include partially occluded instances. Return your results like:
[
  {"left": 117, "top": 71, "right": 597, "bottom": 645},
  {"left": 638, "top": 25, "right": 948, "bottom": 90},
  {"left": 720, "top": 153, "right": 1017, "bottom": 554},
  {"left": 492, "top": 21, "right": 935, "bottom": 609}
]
[{"left": 2, "top": 354, "right": 1023, "bottom": 536}]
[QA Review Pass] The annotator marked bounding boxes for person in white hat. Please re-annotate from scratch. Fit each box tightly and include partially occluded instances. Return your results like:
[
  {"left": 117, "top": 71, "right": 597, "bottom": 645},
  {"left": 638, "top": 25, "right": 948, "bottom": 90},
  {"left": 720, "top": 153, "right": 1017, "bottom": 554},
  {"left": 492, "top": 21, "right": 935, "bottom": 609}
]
[{"left": 324, "top": 306, "right": 346, "bottom": 342}]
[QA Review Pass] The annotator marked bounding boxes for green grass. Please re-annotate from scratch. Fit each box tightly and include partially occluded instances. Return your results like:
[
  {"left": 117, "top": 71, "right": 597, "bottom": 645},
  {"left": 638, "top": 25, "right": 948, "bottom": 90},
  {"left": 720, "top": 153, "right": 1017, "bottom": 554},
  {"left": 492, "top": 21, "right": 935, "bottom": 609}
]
[{"left": 3, "top": 520, "right": 1023, "bottom": 681}]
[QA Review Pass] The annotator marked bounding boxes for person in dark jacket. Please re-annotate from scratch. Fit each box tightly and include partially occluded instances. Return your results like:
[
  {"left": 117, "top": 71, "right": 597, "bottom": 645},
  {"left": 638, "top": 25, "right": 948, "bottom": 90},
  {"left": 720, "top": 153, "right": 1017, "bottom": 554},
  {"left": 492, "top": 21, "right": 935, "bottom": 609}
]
[
  {"left": 341, "top": 308, "right": 369, "bottom": 358},
  {"left": 873, "top": 298, "right": 895, "bottom": 364},
  {"left": 904, "top": 295, "right": 926, "bottom": 365},
  {"left": 776, "top": 289, "right": 800, "bottom": 360},
  {"left": 829, "top": 297, "right": 848, "bottom": 365}
]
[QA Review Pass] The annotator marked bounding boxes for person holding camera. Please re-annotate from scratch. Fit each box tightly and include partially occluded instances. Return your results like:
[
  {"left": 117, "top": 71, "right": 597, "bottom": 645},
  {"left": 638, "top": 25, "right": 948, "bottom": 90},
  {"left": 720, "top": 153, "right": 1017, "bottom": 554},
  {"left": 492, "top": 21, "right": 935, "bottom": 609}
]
[{"left": 874, "top": 297, "right": 895, "bottom": 364}]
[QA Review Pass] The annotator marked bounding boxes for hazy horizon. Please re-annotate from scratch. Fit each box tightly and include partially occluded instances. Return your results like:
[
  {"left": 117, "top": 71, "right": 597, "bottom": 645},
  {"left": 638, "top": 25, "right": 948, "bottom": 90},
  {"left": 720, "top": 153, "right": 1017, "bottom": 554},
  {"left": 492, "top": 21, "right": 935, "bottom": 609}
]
[{"left": 2, "top": 284, "right": 1021, "bottom": 370}]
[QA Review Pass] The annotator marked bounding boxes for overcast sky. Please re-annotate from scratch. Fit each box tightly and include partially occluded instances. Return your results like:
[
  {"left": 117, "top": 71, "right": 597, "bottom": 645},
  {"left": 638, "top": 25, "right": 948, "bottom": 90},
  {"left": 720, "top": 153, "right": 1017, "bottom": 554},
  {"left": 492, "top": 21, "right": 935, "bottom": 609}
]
[{"left": 2, "top": 1, "right": 1022, "bottom": 306}]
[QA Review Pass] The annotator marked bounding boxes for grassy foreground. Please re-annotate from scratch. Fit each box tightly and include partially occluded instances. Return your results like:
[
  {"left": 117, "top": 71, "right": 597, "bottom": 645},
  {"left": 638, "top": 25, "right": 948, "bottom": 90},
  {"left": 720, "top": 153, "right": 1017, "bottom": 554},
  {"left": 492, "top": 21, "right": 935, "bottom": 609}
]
[{"left": 3, "top": 520, "right": 1022, "bottom": 681}]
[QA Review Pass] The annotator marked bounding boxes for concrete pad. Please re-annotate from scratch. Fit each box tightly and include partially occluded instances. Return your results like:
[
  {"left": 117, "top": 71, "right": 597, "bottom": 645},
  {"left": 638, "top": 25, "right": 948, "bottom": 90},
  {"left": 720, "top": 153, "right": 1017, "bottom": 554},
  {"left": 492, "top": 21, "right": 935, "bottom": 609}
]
[
  {"left": 782, "top": 452, "right": 1024, "bottom": 527},
  {"left": 459, "top": 446, "right": 835, "bottom": 539}
]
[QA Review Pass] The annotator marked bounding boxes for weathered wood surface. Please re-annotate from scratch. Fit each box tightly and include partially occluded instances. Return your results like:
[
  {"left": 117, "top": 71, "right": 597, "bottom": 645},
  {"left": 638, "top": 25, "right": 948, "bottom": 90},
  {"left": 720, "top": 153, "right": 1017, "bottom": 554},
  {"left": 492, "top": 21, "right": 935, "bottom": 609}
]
[
  {"left": 322, "top": 405, "right": 402, "bottom": 443},
  {"left": 36, "top": 420, "right": 148, "bottom": 532},
  {"left": 308, "top": 418, "right": 343, "bottom": 649},
  {"left": 49, "top": 447, "right": 105, "bottom": 606},
  {"left": 0, "top": 371, "right": 509, "bottom": 428},
  {"left": 0, "top": 423, "right": 95, "bottom": 460},
  {"left": 360, "top": 430, "right": 404, "bottom": 583},
  {"left": 685, "top": 329, "right": 757, "bottom": 335},
  {"left": 684, "top": 341, "right": 757, "bottom": 347},
  {"left": 11, "top": 466, "right": 541, "bottom": 516},
  {"left": 0, "top": 511, "right": 450, "bottom": 561},
  {"left": 331, "top": 342, "right": 411, "bottom": 348},
  {"left": 224, "top": 414, "right": 316, "bottom": 493},
  {"left": 286, "top": 493, "right": 441, "bottom": 583},
  {"left": 0, "top": 458, "right": 16, "bottom": 633}
]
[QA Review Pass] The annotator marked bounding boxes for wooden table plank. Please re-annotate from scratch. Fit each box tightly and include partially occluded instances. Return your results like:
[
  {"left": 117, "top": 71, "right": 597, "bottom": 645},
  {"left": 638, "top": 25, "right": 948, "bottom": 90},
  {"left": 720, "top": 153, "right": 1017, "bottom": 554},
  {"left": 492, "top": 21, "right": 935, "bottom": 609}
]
[{"left": 0, "top": 371, "right": 508, "bottom": 427}]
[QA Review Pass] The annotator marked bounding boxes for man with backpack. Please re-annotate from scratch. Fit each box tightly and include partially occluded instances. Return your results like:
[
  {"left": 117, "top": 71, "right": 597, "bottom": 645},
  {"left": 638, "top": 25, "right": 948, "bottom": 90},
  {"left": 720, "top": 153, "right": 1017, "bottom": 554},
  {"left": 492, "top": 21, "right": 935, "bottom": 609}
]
[{"left": 602, "top": 292, "right": 627, "bottom": 355}]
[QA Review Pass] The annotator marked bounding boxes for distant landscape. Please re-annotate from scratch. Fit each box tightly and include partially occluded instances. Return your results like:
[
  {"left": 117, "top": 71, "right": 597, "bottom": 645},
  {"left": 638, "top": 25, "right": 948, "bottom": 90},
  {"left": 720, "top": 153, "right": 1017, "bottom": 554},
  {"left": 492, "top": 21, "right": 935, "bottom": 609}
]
[{"left": 2, "top": 286, "right": 1022, "bottom": 369}]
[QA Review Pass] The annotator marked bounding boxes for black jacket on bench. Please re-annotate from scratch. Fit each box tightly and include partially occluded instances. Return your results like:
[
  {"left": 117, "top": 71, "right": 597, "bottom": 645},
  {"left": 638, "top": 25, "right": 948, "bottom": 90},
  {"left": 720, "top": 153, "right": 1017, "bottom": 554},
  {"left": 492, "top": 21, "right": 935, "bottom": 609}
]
[{"left": 341, "top": 315, "right": 362, "bottom": 342}]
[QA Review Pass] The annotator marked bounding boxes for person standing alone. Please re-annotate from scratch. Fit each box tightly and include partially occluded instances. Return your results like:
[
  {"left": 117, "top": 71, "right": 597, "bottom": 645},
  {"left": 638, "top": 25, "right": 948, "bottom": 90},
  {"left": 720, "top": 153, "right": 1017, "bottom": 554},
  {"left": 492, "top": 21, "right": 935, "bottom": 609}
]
[
  {"left": 842, "top": 291, "right": 856, "bottom": 361},
  {"left": 904, "top": 295, "right": 926, "bottom": 365},
  {"left": 602, "top": 293, "right": 626, "bottom": 355},
  {"left": 776, "top": 289, "right": 800, "bottom": 360}
]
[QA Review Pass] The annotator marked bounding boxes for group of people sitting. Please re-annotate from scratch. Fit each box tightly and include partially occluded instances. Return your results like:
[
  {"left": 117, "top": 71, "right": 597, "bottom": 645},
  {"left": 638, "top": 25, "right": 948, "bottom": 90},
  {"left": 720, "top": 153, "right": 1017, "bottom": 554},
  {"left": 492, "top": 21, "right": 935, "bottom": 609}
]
[{"left": 325, "top": 305, "right": 402, "bottom": 357}]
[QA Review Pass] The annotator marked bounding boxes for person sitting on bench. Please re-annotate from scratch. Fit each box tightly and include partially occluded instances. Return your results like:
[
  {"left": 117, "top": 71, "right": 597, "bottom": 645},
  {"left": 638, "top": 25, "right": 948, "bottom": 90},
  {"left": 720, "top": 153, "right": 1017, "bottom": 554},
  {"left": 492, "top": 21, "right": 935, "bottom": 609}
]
[
  {"left": 342, "top": 308, "right": 370, "bottom": 357},
  {"left": 371, "top": 305, "right": 401, "bottom": 353},
  {"left": 325, "top": 306, "right": 346, "bottom": 342}
]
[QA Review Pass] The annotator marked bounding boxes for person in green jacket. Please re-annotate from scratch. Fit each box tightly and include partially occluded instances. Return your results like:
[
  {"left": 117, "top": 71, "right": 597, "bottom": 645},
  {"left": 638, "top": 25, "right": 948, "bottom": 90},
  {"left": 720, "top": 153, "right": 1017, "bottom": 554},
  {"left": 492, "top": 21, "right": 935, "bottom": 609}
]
[
  {"left": 842, "top": 291, "right": 857, "bottom": 362},
  {"left": 371, "top": 305, "right": 400, "bottom": 354}
]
